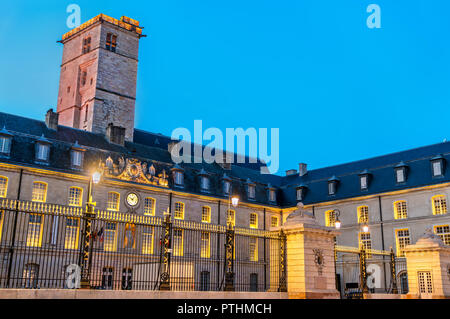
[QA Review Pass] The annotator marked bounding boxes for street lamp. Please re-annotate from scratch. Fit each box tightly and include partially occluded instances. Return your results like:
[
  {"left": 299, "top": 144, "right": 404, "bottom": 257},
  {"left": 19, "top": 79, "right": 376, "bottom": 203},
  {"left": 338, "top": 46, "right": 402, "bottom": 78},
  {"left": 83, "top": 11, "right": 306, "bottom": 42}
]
[
  {"left": 80, "top": 170, "right": 102, "bottom": 289},
  {"left": 333, "top": 209, "right": 341, "bottom": 229},
  {"left": 362, "top": 223, "right": 369, "bottom": 233}
]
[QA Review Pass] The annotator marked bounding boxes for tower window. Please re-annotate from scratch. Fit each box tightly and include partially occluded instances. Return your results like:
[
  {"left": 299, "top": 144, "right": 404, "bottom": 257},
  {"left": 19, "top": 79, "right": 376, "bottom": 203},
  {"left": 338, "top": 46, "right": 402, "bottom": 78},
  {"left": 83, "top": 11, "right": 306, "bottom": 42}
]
[
  {"left": 81, "top": 71, "right": 87, "bottom": 86},
  {"left": 82, "top": 37, "right": 91, "bottom": 54},
  {"left": 106, "top": 33, "right": 117, "bottom": 52}
]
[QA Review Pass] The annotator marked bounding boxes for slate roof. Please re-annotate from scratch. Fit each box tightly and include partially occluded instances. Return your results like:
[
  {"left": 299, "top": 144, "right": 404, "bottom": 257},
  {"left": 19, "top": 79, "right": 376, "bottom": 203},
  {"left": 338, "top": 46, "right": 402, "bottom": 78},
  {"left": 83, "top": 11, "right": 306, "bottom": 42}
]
[{"left": 0, "top": 111, "right": 449, "bottom": 208}]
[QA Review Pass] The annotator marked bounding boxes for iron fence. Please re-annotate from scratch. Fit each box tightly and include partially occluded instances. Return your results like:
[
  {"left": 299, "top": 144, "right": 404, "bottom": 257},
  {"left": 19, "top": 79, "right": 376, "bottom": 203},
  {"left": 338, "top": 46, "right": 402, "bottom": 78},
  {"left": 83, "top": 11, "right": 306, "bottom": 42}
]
[
  {"left": 0, "top": 199, "right": 286, "bottom": 292},
  {"left": 335, "top": 245, "right": 408, "bottom": 298}
]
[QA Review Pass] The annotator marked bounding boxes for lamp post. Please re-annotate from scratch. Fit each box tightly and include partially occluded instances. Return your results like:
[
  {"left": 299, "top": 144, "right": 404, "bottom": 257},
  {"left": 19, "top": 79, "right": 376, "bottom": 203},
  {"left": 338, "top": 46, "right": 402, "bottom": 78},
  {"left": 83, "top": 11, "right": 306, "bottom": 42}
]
[
  {"left": 79, "top": 171, "right": 101, "bottom": 289},
  {"left": 224, "top": 194, "right": 239, "bottom": 291}
]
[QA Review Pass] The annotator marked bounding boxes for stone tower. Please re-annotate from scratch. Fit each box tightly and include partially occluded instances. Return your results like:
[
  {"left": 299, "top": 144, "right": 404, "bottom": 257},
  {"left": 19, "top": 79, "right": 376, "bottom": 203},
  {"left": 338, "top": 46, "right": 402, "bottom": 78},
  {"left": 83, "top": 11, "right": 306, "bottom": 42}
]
[{"left": 56, "top": 15, "right": 144, "bottom": 141}]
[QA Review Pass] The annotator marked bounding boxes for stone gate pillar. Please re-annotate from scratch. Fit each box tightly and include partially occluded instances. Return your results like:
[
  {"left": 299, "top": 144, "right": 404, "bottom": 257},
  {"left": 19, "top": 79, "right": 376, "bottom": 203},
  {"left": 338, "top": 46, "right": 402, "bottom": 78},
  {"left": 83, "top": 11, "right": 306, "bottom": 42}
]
[
  {"left": 404, "top": 229, "right": 450, "bottom": 299},
  {"left": 272, "top": 203, "right": 340, "bottom": 299}
]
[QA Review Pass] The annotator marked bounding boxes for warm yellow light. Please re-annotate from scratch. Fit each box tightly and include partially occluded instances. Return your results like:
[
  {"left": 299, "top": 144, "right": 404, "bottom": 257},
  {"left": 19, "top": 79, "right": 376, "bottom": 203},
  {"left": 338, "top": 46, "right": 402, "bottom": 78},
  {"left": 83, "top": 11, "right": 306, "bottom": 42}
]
[
  {"left": 231, "top": 196, "right": 239, "bottom": 207},
  {"left": 92, "top": 171, "right": 101, "bottom": 184},
  {"left": 335, "top": 220, "right": 341, "bottom": 229},
  {"left": 362, "top": 224, "right": 369, "bottom": 233}
]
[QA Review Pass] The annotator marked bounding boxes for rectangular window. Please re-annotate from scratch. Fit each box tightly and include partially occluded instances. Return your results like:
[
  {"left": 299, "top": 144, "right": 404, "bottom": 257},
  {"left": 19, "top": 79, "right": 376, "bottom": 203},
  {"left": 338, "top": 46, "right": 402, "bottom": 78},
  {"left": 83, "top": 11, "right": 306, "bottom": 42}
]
[
  {"left": 200, "top": 232, "right": 210, "bottom": 258},
  {"left": 174, "top": 202, "right": 184, "bottom": 220},
  {"left": 64, "top": 217, "right": 80, "bottom": 250},
  {"left": 36, "top": 144, "right": 50, "bottom": 161},
  {"left": 32, "top": 182, "right": 47, "bottom": 202},
  {"left": 359, "top": 232, "right": 372, "bottom": 258},
  {"left": 358, "top": 206, "right": 369, "bottom": 224},
  {"left": 223, "top": 181, "right": 230, "bottom": 195},
  {"left": 201, "top": 177, "right": 209, "bottom": 191},
  {"left": 173, "top": 228, "right": 183, "bottom": 256},
  {"left": 0, "top": 177, "right": 7, "bottom": 197},
  {"left": 394, "top": 201, "right": 408, "bottom": 219},
  {"left": 360, "top": 175, "right": 368, "bottom": 190},
  {"left": 248, "top": 185, "right": 255, "bottom": 199},
  {"left": 418, "top": 271, "right": 433, "bottom": 294},
  {"left": 106, "top": 33, "right": 117, "bottom": 52},
  {"left": 249, "top": 213, "right": 258, "bottom": 229},
  {"left": 250, "top": 273, "right": 258, "bottom": 292},
  {"left": 82, "top": 37, "right": 91, "bottom": 54},
  {"left": 325, "top": 210, "right": 336, "bottom": 227},
  {"left": 26, "top": 214, "right": 44, "bottom": 247},
  {"left": 142, "top": 226, "right": 154, "bottom": 254},
  {"left": 435, "top": 225, "right": 450, "bottom": 246},
  {"left": 269, "top": 190, "right": 276, "bottom": 202},
  {"left": 71, "top": 150, "right": 82, "bottom": 167},
  {"left": 104, "top": 222, "right": 117, "bottom": 252},
  {"left": 432, "top": 196, "right": 447, "bottom": 215},
  {"left": 328, "top": 182, "right": 336, "bottom": 195},
  {"left": 432, "top": 161, "right": 443, "bottom": 177},
  {"left": 396, "top": 168, "right": 405, "bottom": 183},
  {"left": 81, "top": 71, "right": 87, "bottom": 86},
  {"left": 174, "top": 172, "right": 184, "bottom": 186},
  {"left": 227, "top": 209, "right": 235, "bottom": 227},
  {"left": 271, "top": 216, "right": 278, "bottom": 227},
  {"left": 296, "top": 188, "right": 303, "bottom": 201},
  {"left": 68, "top": 187, "right": 82, "bottom": 206},
  {"left": 107, "top": 192, "right": 120, "bottom": 211},
  {"left": 144, "top": 197, "right": 155, "bottom": 216},
  {"left": 200, "top": 271, "right": 210, "bottom": 291},
  {"left": 201, "top": 206, "right": 211, "bottom": 223},
  {"left": 121, "top": 268, "right": 132, "bottom": 290},
  {"left": 396, "top": 229, "right": 411, "bottom": 257},
  {"left": 0, "top": 137, "right": 11, "bottom": 154},
  {"left": 249, "top": 237, "right": 258, "bottom": 261}
]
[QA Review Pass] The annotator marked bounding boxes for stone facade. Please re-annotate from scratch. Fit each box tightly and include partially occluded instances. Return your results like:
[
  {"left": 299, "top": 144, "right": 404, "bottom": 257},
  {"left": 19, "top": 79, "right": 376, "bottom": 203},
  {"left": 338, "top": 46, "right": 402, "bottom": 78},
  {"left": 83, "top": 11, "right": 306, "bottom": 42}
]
[{"left": 56, "top": 16, "right": 142, "bottom": 141}]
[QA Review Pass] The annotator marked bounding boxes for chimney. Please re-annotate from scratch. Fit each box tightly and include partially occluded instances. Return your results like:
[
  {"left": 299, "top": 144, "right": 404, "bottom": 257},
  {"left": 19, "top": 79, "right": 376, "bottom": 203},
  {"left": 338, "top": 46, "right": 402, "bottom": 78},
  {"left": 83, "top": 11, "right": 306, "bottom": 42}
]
[
  {"left": 286, "top": 169, "right": 297, "bottom": 176},
  {"left": 45, "top": 108, "right": 59, "bottom": 130},
  {"left": 299, "top": 163, "right": 307, "bottom": 176},
  {"left": 106, "top": 123, "right": 126, "bottom": 146}
]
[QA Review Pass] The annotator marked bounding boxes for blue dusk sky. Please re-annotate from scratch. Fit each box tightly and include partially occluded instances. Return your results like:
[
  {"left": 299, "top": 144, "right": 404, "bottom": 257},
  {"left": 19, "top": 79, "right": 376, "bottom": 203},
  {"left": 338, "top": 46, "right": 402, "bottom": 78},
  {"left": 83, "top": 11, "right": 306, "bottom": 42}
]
[{"left": 0, "top": 1, "right": 449, "bottom": 175}]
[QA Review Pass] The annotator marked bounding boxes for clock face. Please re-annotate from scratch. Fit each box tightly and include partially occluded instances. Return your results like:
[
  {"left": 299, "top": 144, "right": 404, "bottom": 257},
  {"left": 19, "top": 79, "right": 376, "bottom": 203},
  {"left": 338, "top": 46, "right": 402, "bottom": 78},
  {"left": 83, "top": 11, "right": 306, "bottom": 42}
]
[{"left": 126, "top": 193, "right": 139, "bottom": 207}]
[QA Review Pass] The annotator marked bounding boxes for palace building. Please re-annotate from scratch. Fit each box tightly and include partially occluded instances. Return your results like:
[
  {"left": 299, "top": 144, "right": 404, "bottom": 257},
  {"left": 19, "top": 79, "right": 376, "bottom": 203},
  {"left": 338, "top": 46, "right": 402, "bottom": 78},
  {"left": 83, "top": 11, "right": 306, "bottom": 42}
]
[{"left": 0, "top": 14, "right": 448, "bottom": 293}]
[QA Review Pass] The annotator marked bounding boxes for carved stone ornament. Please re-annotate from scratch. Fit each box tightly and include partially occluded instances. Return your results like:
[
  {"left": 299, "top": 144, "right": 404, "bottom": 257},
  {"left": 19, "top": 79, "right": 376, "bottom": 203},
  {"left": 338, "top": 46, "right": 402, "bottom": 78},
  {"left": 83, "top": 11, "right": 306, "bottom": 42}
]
[
  {"left": 313, "top": 248, "right": 325, "bottom": 275},
  {"left": 101, "top": 157, "right": 169, "bottom": 187}
]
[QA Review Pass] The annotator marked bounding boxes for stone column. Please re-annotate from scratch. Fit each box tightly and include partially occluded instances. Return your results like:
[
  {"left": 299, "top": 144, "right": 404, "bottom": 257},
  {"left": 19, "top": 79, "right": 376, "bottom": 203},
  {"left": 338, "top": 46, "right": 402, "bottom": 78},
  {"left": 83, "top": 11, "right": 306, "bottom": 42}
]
[
  {"left": 272, "top": 203, "right": 340, "bottom": 299},
  {"left": 404, "top": 229, "right": 450, "bottom": 299}
]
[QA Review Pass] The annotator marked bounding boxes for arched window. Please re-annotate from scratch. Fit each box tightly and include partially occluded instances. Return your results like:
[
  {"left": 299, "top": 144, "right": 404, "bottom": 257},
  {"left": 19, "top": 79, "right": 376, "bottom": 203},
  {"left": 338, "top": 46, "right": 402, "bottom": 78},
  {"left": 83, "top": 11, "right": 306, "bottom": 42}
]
[
  {"left": 68, "top": 187, "right": 83, "bottom": 206},
  {"left": 393, "top": 200, "right": 408, "bottom": 219},
  {"left": 325, "top": 210, "right": 336, "bottom": 227},
  {"left": 32, "top": 182, "right": 47, "bottom": 202},
  {"left": 107, "top": 192, "right": 120, "bottom": 211},
  {"left": 432, "top": 195, "right": 447, "bottom": 215},
  {"left": 0, "top": 176, "right": 8, "bottom": 198},
  {"left": 357, "top": 206, "right": 369, "bottom": 224},
  {"left": 144, "top": 197, "right": 155, "bottom": 216}
]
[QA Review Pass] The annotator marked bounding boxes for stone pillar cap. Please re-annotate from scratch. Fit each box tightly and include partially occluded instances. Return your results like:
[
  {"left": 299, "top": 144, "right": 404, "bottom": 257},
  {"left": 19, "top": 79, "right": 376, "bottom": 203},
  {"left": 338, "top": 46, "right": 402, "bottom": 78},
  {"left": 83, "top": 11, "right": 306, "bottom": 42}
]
[{"left": 283, "top": 202, "right": 317, "bottom": 226}]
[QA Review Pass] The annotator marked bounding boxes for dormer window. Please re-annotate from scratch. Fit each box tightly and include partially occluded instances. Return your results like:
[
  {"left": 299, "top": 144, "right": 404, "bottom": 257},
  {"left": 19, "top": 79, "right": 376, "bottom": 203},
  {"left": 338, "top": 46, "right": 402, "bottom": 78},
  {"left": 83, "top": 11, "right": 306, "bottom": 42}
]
[
  {"left": 70, "top": 141, "right": 85, "bottom": 169},
  {"left": 395, "top": 162, "right": 408, "bottom": 184},
  {"left": 328, "top": 176, "right": 339, "bottom": 195},
  {"left": 296, "top": 184, "right": 307, "bottom": 201},
  {"left": 172, "top": 164, "right": 184, "bottom": 187},
  {"left": 35, "top": 135, "right": 50, "bottom": 163},
  {"left": 223, "top": 174, "right": 232, "bottom": 196},
  {"left": 359, "top": 170, "right": 370, "bottom": 191},
  {"left": 269, "top": 189, "right": 276, "bottom": 202},
  {"left": 0, "top": 127, "right": 13, "bottom": 156},
  {"left": 246, "top": 179, "right": 256, "bottom": 200},
  {"left": 267, "top": 183, "right": 276, "bottom": 203},
  {"left": 201, "top": 176, "right": 209, "bottom": 191},
  {"left": 431, "top": 155, "right": 445, "bottom": 177}
]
